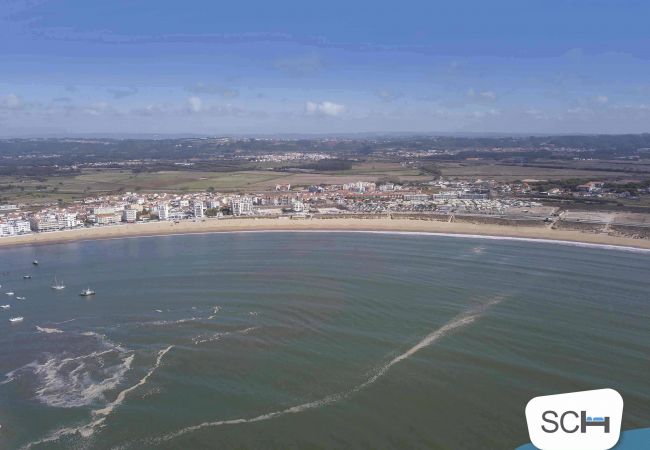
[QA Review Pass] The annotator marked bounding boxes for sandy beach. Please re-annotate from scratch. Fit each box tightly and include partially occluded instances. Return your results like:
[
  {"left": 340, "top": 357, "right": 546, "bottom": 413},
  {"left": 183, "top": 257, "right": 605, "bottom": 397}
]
[{"left": 1, "top": 216, "right": 649, "bottom": 250}]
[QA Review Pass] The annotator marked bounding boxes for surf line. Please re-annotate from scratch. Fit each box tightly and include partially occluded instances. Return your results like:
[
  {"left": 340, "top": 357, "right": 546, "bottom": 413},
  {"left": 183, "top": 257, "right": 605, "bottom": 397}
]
[
  {"left": 21, "top": 345, "right": 173, "bottom": 450},
  {"left": 157, "top": 296, "right": 504, "bottom": 443}
]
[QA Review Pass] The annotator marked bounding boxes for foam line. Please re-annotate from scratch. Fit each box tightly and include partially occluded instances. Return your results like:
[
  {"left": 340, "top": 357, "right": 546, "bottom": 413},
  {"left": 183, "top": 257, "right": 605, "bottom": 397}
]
[
  {"left": 35, "top": 326, "right": 63, "bottom": 334},
  {"left": 158, "top": 297, "right": 503, "bottom": 442},
  {"left": 22, "top": 346, "right": 173, "bottom": 449},
  {"left": 193, "top": 327, "right": 257, "bottom": 345},
  {"left": 92, "top": 345, "right": 172, "bottom": 419}
]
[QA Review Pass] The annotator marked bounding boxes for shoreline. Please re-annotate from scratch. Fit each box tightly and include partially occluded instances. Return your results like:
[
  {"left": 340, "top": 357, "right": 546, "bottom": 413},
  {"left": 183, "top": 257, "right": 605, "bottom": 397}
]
[{"left": 1, "top": 217, "right": 650, "bottom": 252}]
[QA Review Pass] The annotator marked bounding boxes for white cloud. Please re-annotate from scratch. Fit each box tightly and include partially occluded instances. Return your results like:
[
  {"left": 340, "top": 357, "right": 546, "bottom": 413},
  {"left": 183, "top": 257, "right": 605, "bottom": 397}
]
[
  {"left": 566, "top": 106, "right": 593, "bottom": 115},
  {"left": 524, "top": 108, "right": 545, "bottom": 119},
  {"left": 466, "top": 88, "right": 497, "bottom": 102},
  {"left": 595, "top": 95, "right": 609, "bottom": 104},
  {"left": 274, "top": 54, "right": 323, "bottom": 76},
  {"left": 305, "top": 101, "right": 346, "bottom": 117},
  {"left": 480, "top": 90, "right": 497, "bottom": 101},
  {"left": 82, "top": 101, "right": 111, "bottom": 116},
  {"left": 0, "top": 93, "right": 22, "bottom": 109},
  {"left": 185, "top": 83, "right": 239, "bottom": 98},
  {"left": 187, "top": 96, "right": 202, "bottom": 113},
  {"left": 376, "top": 89, "right": 402, "bottom": 102}
]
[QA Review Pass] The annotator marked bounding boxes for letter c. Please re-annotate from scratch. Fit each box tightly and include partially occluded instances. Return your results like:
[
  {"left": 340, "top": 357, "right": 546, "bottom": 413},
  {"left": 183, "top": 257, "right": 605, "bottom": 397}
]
[{"left": 561, "top": 411, "right": 579, "bottom": 433}]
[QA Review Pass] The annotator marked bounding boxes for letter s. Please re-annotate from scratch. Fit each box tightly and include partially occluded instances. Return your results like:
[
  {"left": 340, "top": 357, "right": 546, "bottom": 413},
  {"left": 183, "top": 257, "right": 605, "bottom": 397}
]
[{"left": 542, "top": 411, "right": 558, "bottom": 433}]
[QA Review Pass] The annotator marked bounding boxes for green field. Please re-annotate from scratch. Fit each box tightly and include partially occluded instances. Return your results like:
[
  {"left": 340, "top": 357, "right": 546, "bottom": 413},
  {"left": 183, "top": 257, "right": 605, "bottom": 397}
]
[
  {"left": 2, "top": 157, "right": 648, "bottom": 206},
  {"left": 0, "top": 162, "right": 428, "bottom": 204}
]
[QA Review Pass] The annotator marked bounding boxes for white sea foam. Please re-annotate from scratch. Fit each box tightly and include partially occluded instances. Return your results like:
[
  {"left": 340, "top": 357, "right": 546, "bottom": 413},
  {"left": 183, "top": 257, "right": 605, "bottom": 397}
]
[
  {"left": 207, "top": 305, "right": 221, "bottom": 320},
  {"left": 32, "top": 354, "right": 135, "bottom": 408},
  {"left": 158, "top": 297, "right": 504, "bottom": 442},
  {"left": 146, "top": 317, "right": 199, "bottom": 326},
  {"left": 50, "top": 318, "right": 76, "bottom": 325},
  {"left": 21, "top": 345, "right": 174, "bottom": 449},
  {"left": 192, "top": 326, "right": 257, "bottom": 345},
  {"left": 35, "top": 326, "right": 63, "bottom": 334},
  {"left": 2, "top": 332, "right": 127, "bottom": 389},
  {"left": 6, "top": 331, "right": 132, "bottom": 409}
]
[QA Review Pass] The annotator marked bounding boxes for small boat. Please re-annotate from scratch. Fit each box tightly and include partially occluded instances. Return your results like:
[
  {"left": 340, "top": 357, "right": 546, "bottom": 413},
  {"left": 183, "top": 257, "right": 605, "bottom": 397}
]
[
  {"left": 51, "top": 276, "right": 66, "bottom": 290},
  {"left": 32, "top": 260, "right": 39, "bottom": 265},
  {"left": 0, "top": 305, "right": 10, "bottom": 309},
  {"left": 9, "top": 317, "right": 23, "bottom": 323},
  {"left": 16, "top": 296, "right": 26, "bottom": 300},
  {"left": 5, "top": 292, "right": 14, "bottom": 296},
  {"left": 23, "top": 275, "right": 32, "bottom": 279},
  {"left": 80, "top": 288, "right": 96, "bottom": 297}
]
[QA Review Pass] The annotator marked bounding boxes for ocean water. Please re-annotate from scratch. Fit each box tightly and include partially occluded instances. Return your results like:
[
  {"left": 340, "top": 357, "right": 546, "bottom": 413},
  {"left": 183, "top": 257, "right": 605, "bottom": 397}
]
[{"left": 0, "top": 232, "right": 648, "bottom": 449}]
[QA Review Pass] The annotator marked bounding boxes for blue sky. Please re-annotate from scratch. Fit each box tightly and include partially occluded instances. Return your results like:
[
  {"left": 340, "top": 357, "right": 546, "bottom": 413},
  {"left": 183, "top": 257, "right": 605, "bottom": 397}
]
[{"left": 1, "top": 0, "right": 650, "bottom": 136}]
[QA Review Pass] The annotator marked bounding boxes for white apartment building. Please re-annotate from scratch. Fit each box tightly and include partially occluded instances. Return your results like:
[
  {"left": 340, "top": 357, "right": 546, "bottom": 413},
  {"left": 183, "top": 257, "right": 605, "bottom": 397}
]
[
  {"left": 123, "top": 208, "right": 137, "bottom": 223},
  {"left": 0, "top": 220, "right": 31, "bottom": 237},
  {"left": 230, "top": 197, "right": 253, "bottom": 216},
  {"left": 95, "top": 213, "right": 119, "bottom": 225},
  {"left": 29, "top": 213, "right": 77, "bottom": 232},
  {"left": 92, "top": 206, "right": 115, "bottom": 215},
  {"left": 193, "top": 201, "right": 204, "bottom": 219},
  {"left": 61, "top": 213, "right": 77, "bottom": 228},
  {"left": 157, "top": 204, "right": 170, "bottom": 221}
]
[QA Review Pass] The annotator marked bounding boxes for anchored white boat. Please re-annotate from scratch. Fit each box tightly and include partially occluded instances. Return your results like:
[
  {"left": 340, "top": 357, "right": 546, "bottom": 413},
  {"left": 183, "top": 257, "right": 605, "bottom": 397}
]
[
  {"left": 9, "top": 317, "right": 23, "bottom": 323},
  {"left": 80, "top": 288, "right": 96, "bottom": 297},
  {"left": 16, "top": 296, "right": 26, "bottom": 300},
  {"left": 23, "top": 275, "right": 31, "bottom": 279},
  {"left": 50, "top": 276, "right": 66, "bottom": 290},
  {"left": 0, "top": 305, "right": 10, "bottom": 309},
  {"left": 32, "top": 260, "right": 39, "bottom": 265},
  {"left": 5, "top": 292, "right": 14, "bottom": 296}
]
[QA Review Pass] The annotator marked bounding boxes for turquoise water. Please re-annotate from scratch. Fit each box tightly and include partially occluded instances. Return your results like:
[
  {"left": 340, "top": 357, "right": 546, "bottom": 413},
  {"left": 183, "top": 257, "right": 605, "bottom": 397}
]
[{"left": 0, "top": 232, "right": 648, "bottom": 449}]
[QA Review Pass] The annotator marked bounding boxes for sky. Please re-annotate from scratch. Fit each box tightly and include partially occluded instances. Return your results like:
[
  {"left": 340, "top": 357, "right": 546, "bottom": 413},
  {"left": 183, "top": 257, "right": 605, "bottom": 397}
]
[{"left": 1, "top": 0, "right": 650, "bottom": 136}]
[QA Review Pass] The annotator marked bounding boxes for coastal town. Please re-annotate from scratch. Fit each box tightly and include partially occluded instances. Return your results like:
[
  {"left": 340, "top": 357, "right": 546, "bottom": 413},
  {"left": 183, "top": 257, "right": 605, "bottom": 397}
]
[{"left": 2, "top": 175, "right": 650, "bottom": 241}]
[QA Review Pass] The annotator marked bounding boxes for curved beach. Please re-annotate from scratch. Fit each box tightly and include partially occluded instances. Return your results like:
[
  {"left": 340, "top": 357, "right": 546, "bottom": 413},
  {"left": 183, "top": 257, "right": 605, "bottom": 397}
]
[{"left": 1, "top": 217, "right": 649, "bottom": 250}]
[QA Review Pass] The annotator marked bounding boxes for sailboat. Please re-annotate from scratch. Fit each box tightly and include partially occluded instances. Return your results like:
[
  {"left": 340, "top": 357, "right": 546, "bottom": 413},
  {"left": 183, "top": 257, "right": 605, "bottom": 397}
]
[
  {"left": 50, "top": 276, "right": 66, "bottom": 290},
  {"left": 9, "top": 317, "right": 24, "bottom": 323}
]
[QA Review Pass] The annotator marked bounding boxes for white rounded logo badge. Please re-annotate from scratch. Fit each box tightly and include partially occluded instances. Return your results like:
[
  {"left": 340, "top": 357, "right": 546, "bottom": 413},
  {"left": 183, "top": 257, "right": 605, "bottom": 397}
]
[{"left": 525, "top": 389, "right": 623, "bottom": 450}]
